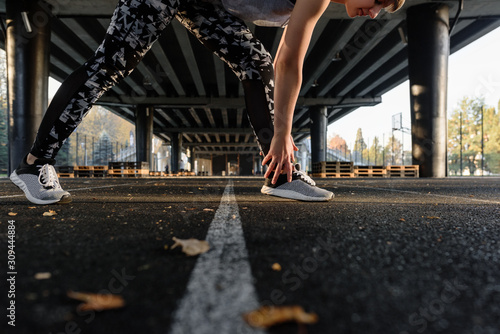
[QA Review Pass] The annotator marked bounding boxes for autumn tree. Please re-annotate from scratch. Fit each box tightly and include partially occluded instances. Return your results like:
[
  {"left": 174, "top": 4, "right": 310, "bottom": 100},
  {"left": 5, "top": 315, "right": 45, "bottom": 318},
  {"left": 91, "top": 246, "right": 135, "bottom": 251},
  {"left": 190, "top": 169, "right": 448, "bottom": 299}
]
[
  {"left": 75, "top": 106, "right": 134, "bottom": 145},
  {"left": 326, "top": 133, "right": 350, "bottom": 161},
  {"left": 328, "top": 134, "right": 347, "bottom": 151}
]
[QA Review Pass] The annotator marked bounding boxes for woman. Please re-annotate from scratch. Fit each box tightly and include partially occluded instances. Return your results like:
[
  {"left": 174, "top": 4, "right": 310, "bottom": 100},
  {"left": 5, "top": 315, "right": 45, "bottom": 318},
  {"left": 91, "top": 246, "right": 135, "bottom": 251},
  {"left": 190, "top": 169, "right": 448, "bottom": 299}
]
[{"left": 10, "top": 0, "right": 404, "bottom": 205}]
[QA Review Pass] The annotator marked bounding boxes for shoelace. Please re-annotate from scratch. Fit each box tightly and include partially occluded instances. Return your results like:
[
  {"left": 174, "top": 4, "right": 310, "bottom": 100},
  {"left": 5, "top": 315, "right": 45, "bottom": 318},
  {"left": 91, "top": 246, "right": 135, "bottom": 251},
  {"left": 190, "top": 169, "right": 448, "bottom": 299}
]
[
  {"left": 293, "top": 164, "right": 316, "bottom": 186},
  {"left": 38, "top": 164, "right": 60, "bottom": 190}
]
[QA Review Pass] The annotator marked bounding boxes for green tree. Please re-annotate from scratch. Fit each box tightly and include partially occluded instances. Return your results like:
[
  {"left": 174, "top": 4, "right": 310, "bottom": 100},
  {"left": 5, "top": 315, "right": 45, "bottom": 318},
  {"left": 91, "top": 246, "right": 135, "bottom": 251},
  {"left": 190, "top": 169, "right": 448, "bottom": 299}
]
[
  {"left": 353, "top": 128, "right": 366, "bottom": 152},
  {"left": 447, "top": 97, "right": 499, "bottom": 175},
  {"left": 385, "top": 135, "right": 402, "bottom": 165},
  {"left": 94, "top": 131, "right": 114, "bottom": 165},
  {"left": 59, "top": 105, "right": 134, "bottom": 165},
  {"left": 368, "top": 136, "right": 382, "bottom": 165},
  {"left": 56, "top": 137, "right": 73, "bottom": 166},
  {"left": 483, "top": 103, "right": 500, "bottom": 174},
  {"left": 353, "top": 128, "right": 366, "bottom": 164},
  {"left": 0, "top": 51, "right": 8, "bottom": 175}
]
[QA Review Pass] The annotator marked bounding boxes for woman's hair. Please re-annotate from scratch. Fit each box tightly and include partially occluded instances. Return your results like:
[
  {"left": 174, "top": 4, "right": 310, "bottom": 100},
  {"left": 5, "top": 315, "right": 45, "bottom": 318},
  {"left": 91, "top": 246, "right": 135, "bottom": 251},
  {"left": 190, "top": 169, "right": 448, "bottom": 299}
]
[{"left": 385, "top": 0, "right": 405, "bottom": 13}]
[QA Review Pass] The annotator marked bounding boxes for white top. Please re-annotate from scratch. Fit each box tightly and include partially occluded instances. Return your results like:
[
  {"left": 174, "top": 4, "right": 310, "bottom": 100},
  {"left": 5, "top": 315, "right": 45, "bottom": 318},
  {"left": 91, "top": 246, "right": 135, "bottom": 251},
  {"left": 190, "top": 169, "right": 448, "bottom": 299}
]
[{"left": 221, "top": 0, "right": 295, "bottom": 27}]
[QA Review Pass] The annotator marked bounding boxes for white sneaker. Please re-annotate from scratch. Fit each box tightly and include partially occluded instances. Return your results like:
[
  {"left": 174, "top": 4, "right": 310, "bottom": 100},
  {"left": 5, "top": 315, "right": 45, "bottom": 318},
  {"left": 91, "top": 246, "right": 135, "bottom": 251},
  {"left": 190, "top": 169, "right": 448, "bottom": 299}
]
[
  {"left": 10, "top": 156, "right": 71, "bottom": 205},
  {"left": 261, "top": 164, "right": 334, "bottom": 202}
]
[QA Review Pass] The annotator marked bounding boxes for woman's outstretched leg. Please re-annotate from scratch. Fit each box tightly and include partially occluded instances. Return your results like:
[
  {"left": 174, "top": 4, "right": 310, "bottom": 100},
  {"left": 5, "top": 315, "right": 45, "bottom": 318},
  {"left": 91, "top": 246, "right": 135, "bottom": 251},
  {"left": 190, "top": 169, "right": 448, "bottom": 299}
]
[
  {"left": 32, "top": 0, "right": 178, "bottom": 159},
  {"left": 11, "top": 0, "right": 179, "bottom": 204}
]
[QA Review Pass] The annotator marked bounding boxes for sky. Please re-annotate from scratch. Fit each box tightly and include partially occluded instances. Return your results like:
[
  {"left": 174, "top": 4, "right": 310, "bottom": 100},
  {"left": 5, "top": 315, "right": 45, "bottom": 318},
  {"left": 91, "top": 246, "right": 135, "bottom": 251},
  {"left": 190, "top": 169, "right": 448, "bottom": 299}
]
[
  {"left": 48, "top": 27, "right": 500, "bottom": 151},
  {"left": 328, "top": 26, "right": 500, "bottom": 150}
]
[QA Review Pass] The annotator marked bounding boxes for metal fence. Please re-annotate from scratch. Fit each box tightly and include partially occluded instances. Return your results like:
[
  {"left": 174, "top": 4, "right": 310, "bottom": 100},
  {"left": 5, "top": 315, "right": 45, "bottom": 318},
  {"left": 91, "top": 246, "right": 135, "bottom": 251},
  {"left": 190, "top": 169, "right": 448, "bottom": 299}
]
[{"left": 55, "top": 132, "right": 135, "bottom": 167}]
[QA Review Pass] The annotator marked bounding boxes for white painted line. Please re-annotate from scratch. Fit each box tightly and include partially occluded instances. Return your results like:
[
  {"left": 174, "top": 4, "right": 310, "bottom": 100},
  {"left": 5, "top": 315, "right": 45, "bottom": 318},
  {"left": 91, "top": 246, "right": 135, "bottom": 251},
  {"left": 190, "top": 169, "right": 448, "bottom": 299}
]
[
  {"left": 0, "top": 182, "right": 137, "bottom": 199},
  {"left": 65, "top": 183, "right": 137, "bottom": 193},
  {"left": 346, "top": 184, "right": 500, "bottom": 204},
  {"left": 169, "top": 181, "right": 264, "bottom": 334}
]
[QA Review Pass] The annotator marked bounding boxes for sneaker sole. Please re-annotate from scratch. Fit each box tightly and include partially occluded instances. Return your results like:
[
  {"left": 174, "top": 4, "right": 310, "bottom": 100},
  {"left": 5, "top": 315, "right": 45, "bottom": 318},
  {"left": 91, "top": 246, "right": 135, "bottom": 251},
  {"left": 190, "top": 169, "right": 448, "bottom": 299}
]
[
  {"left": 261, "top": 186, "right": 334, "bottom": 202},
  {"left": 10, "top": 171, "right": 71, "bottom": 205}
]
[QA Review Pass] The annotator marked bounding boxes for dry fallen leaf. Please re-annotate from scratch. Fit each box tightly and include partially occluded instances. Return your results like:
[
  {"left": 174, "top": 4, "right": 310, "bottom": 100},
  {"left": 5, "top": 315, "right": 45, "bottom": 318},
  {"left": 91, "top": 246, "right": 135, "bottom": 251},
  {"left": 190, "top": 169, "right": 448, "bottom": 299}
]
[
  {"left": 43, "top": 210, "right": 57, "bottom": 217},
  {"left": 171, "top": 237, "right": 210, "bottom": 256},
  {"left": 34, "top": 272, "right": 52, "bottom": 280},
  {"left": 272, "top": 263, "right": 282, "bottom": 271},
  {"left": 243, "top": 305, "right": 318, "bottom": 329},
  {"left": 427, "top": 216, "right": 440, "bottom": 219},
  {"left": 67, "top": 291, "right": 125, "bottom": 311},
  {"left": 8, "top": 212, "right": 18, "bottom": 216}
]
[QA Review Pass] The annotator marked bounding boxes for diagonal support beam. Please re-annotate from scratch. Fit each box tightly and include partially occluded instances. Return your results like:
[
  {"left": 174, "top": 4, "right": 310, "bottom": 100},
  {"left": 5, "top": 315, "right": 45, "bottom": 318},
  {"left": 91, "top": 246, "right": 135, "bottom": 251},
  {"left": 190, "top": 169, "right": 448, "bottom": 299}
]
[{"left": 171, "top": 21, "right": 206, "bottom": 96}]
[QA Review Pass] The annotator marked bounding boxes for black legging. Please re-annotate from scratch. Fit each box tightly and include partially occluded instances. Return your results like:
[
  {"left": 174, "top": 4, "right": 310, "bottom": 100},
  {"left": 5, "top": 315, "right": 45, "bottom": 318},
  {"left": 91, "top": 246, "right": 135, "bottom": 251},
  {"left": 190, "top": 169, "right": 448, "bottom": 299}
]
[{"left": 31, "top": 0, "right": 275, "bottom": 159}]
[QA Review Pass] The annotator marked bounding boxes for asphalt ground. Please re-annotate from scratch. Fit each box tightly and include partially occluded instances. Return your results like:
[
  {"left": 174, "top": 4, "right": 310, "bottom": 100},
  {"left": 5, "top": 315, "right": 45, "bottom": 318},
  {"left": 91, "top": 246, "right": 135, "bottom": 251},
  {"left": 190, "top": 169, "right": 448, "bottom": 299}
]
[{"left": 0, "top": 176, "right": 499, "bottom": 334}]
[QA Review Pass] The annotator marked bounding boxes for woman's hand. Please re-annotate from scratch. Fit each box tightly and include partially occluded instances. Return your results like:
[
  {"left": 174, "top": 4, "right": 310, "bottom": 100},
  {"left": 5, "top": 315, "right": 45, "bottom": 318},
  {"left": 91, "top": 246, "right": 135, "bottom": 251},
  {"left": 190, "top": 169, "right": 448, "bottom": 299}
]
[
  {"left": 265, "top": 0, "right": 329, "bottom": 184},
  {"left": 262, "top": 134, "right": 299, "bottom": 184}
]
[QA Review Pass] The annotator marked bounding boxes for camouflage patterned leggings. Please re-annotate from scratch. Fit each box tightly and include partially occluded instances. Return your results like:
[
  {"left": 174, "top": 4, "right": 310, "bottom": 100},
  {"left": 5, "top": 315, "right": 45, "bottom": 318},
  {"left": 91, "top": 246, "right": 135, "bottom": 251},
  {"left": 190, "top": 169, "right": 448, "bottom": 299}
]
[{"left": 31, "top": 0, "right": 275, "bottom": 159}]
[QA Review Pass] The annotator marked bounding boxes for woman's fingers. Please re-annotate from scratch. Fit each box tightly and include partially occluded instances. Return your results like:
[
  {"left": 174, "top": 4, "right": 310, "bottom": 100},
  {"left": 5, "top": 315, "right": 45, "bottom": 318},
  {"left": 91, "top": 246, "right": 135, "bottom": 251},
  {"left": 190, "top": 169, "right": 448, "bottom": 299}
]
[
  {"left": 284, "top": 159, "right": 293, "bottom": 183},
  {"left": 263, "top": 155, "right": 297, "bottom": 183},
  {"left": 262, "top": 153, "right": 270, "bottom": 166},
  {"left": 272, "top": 161, "right": 286, "bottom": 184},
  {"left": 290, "top": 136, "right": 299, "bottom": 152},
  {"left": 262, "top": 135, "right": 297, "bottom": 183},
  {"left": 263, "top": 159, "right": 273, "bottom": 178},
  {"left": 272, "top": 166, "right": 280, "bottom": 184}
]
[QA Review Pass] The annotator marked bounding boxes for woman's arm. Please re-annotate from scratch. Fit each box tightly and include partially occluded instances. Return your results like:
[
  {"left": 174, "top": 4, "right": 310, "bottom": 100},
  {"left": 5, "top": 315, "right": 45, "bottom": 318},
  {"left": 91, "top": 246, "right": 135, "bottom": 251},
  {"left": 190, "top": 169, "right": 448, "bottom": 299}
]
[{"left": 263, "top": 0, "right": 332, "bottom": 184}]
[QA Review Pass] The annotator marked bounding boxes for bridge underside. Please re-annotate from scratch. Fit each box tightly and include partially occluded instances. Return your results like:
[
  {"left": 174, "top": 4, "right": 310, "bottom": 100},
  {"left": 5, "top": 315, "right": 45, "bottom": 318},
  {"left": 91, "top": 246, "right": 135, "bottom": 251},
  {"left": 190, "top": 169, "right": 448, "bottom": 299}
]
[{"left": 1, "top": 0, "right": 500, "bottom": 175}]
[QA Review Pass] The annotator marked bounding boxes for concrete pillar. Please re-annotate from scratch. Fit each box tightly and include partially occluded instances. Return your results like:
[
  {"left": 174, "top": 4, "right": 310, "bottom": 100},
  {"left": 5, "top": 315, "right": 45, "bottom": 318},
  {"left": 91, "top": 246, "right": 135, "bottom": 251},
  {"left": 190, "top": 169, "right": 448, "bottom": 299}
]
[
  {"left": 135, "top": 105, "right": 154, "bottom": 168},
  {"left": 310, "top": 106, "right": 328, "bottom": 163},
  {"left": 170, "top": 133, "right": 182, "bottom": 173},
  {"left": 407, "top": 3, "right": 449, "bottom": 177},
  {"left": 189, "top": 147, "right": 195, "bottom": 172},
  {"left": 6, "top": 0, "right": 51, "bottom": 172}
]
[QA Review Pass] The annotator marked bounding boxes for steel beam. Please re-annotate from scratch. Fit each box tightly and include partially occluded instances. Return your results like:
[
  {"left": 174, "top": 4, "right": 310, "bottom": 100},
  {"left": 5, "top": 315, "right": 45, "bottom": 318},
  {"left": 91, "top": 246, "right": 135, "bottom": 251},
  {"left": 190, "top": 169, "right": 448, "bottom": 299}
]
[
  {"left": 153, "top": 127, "right": 310, "bottom": 135},
  {"left": 184, "top": 143, "right": 259, "bottom": 147},
  {"left": 97, "top": 96, "right": 382, "bottom": 109}
]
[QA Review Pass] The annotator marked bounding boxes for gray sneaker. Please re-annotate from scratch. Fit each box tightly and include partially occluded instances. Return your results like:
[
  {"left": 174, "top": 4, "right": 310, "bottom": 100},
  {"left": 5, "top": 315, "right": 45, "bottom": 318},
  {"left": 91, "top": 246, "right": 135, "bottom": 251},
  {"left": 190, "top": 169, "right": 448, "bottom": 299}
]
[
  {"left": 10, "top": 156, "right": 71, "bottom": 205},
  {"left": 261, "top": 164, "right": 334, "bottom": 202}
]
